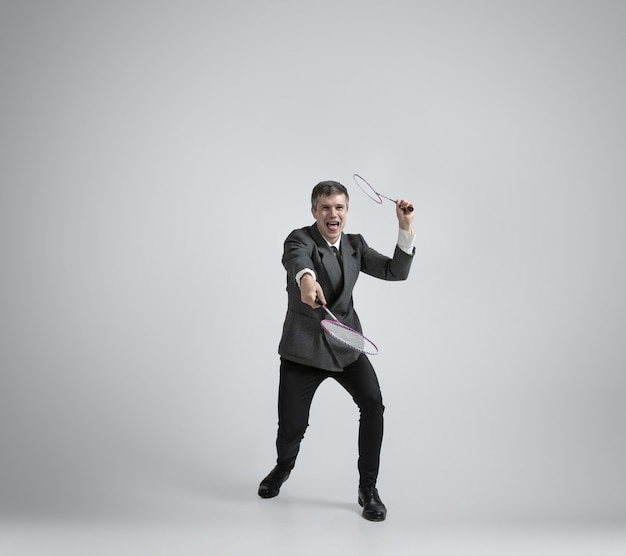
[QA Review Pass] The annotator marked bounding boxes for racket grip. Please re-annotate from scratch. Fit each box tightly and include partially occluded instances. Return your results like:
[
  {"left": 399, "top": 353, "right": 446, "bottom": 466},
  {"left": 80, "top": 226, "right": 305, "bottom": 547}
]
[{"left": 394, "top": 199, "right": 414, "bottom": 213}]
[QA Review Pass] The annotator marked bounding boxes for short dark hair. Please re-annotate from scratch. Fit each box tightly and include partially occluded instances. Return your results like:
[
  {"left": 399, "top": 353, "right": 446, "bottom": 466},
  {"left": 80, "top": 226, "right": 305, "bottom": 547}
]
[{"left": 311, "top": 180, "right": 349, "bottom": 210}]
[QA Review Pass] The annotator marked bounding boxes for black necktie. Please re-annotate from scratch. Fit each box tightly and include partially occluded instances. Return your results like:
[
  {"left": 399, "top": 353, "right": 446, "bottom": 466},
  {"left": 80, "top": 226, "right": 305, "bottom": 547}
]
[{"left": 331, "top": 246, "right": 343, "bottom": 275}]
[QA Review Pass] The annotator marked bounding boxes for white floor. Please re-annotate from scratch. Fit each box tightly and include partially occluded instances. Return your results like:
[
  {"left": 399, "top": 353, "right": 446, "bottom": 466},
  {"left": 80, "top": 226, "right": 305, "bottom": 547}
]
[{"left": 2, "top": 476, "right": 625, "bottom": 556}]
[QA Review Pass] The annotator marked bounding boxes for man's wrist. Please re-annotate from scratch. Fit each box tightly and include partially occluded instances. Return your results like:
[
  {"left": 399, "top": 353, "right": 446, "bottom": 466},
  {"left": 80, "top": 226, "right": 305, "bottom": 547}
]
[{"left": 296, "top": 268, "right": 316, "bottom": 287}]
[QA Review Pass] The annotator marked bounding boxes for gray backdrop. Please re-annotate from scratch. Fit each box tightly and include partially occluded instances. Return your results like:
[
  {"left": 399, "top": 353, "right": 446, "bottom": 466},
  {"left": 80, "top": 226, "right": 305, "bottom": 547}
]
[{"left": 1, "top": 0, "right": 625, "bottom": 525}]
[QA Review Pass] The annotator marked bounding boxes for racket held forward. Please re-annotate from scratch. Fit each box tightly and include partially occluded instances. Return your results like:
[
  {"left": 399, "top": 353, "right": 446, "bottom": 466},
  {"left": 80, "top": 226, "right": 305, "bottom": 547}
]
[{"left": 316, "top": 299, "right": 378, "bottom": 355}]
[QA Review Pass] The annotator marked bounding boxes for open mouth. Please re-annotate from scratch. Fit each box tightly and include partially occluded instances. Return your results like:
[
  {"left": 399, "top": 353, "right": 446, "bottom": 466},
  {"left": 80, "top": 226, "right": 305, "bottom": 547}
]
[{"left": 326, "top": 221, "right": 341, "bottom": 233}]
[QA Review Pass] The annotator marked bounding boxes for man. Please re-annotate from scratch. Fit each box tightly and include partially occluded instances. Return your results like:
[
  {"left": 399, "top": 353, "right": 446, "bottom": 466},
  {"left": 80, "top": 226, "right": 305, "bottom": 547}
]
[{"left": 258, "top": 180, "right": 415, "bottom": 521}]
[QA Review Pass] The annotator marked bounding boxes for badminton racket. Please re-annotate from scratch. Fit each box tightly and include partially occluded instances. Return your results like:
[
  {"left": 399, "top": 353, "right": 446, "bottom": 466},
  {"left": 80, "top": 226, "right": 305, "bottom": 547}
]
[
  {"left": 317, "top": 301, "right": 379, "bottom": 355},
  {"left": 352, "top": 173, "right": 414, "bottom": 212}
]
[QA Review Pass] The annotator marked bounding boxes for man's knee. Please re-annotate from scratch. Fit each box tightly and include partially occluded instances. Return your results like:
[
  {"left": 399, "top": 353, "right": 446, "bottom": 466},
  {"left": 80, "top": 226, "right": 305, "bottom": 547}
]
[{"left": 357, "top": 393, "right": 384, "bottom": 415}]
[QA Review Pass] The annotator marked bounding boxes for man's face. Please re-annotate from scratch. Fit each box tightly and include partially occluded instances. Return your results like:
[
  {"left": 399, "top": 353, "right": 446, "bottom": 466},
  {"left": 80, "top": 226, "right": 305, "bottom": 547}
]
[{"left": 311, "top": 193, "right": 348, "bottom": 244}]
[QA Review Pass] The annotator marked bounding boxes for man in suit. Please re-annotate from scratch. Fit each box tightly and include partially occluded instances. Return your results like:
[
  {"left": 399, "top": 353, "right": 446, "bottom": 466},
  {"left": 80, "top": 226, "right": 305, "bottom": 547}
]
[{"left": 258, "top": 180, "right": 415, "bottom": 521}]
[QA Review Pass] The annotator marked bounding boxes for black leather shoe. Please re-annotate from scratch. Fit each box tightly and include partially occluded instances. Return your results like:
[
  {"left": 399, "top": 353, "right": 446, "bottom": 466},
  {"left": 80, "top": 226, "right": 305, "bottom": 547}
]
[
  {"left": 258, "top": 466, "right": 291, "bottom": 499},
  {"left": 358, "top": 486, "right": 387, "bottom": 521}
]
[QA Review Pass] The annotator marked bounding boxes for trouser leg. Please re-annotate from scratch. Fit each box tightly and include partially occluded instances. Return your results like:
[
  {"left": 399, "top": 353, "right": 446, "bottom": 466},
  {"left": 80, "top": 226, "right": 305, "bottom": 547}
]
[
  {"left": 333, "top": 355, "right": 385, "bottom": 488},
  {"left": 276, "top": 358, "right": 327, "bottom": 471}
]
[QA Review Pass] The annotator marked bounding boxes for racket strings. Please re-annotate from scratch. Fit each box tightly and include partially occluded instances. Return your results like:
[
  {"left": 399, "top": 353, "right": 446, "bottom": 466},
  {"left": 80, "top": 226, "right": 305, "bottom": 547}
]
[{"left": 321, "top": 320, "right": 378, "bottom": 355}]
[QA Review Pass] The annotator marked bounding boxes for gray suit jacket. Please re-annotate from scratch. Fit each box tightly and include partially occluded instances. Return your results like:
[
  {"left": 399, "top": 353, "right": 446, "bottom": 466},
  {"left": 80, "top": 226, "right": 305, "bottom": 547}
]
[{"left": 278, "top": 223, "right": 414, "bottom": 372}]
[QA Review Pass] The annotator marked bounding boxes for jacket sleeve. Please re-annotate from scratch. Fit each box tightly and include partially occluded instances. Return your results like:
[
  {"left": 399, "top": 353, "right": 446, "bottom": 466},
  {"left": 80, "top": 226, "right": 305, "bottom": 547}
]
[
  {"left": 281, "top": 228, "right": 316, "bottom": 284},
  {"left": 356, "top": 234, "right": 414, "bottom": 281}
]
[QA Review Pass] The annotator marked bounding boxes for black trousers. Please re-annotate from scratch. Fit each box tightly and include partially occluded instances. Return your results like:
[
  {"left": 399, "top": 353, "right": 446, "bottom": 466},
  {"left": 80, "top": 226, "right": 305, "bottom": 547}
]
[{"left": 275, "top": 355, "right": 385, "bottom": 488}]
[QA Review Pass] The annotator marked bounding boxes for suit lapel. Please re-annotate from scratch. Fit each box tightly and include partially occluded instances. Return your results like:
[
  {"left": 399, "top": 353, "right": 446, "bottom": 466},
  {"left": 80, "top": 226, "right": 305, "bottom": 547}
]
[{"left": 340, "top": 237, "right": 358, "bottom": 290}]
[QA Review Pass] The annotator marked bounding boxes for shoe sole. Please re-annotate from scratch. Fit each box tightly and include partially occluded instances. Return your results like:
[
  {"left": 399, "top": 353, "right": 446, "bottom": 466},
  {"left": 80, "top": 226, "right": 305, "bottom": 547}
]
[{"left": 258, "top": 488, "right": 280, "bottom": 499}]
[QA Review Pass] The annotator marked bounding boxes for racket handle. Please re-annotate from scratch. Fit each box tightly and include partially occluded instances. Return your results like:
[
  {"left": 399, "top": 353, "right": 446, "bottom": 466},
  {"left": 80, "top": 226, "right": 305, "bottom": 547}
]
[
  {"left": 395, "top": 199, "right": 415, "bottom": 213},
  {"left": 315, "top": 298, "right": 339, "bottom": 321},
  {"left": 387, "top": 195, "right": 414, "bottom": 213}
]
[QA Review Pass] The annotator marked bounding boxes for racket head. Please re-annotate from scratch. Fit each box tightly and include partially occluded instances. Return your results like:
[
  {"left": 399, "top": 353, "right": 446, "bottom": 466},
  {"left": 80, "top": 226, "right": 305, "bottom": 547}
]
[
  {"left": 321, "top": 319, "right": 379, "bottom": 355},
  {"left": 352, "top": 173, "right": 383, "bottom": 204}
]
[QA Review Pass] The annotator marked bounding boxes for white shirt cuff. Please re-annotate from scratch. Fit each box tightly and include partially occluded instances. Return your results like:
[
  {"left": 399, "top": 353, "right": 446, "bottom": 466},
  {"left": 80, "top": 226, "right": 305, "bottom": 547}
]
[
  {"left": 397, "top": 229, "right": 415, "bottom": 255},
  {"left": 296, "top": 268, "right": 316, "bottom": 287}
]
